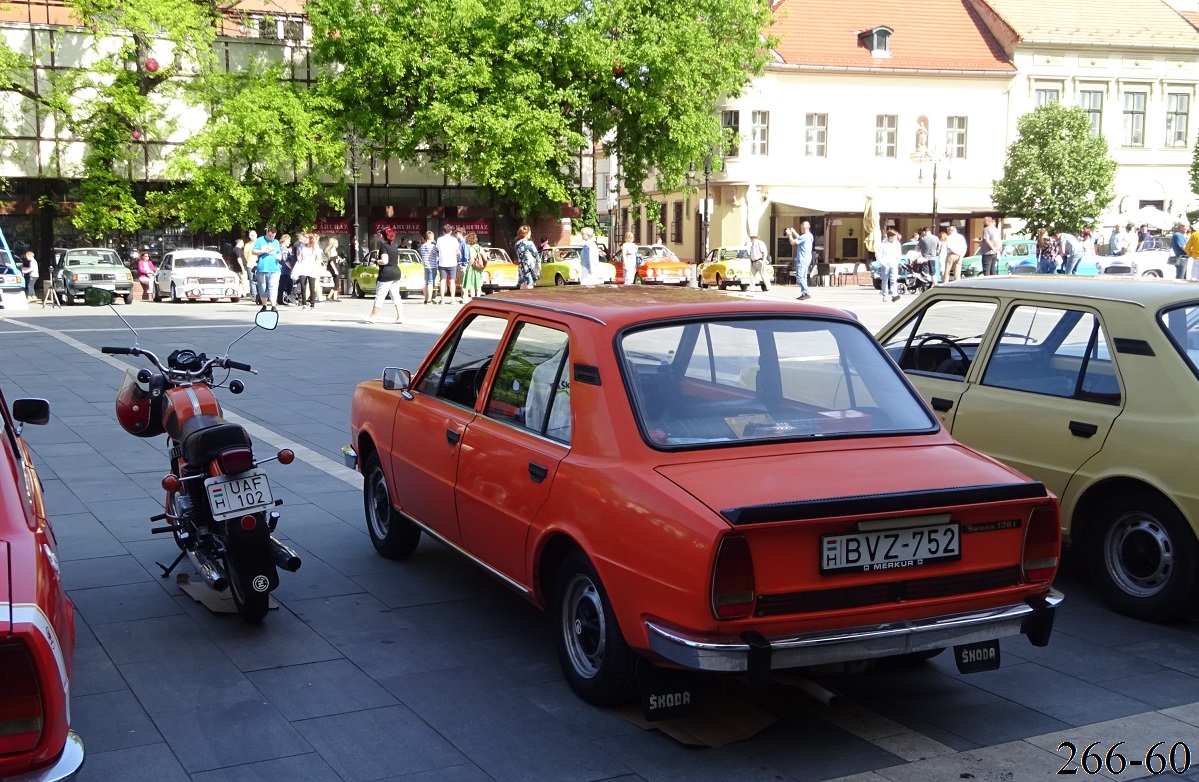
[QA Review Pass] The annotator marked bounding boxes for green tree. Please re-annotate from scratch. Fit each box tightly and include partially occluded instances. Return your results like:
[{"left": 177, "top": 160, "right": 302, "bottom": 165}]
[
  {"left": 307, "top": 0, "right": 772, "bottom": 242},
  {"left": 992, "top": 102, "right": 1116, "bottom": 235},
  {"left": 1188, "top": 136, "right": 1199, "bottom": 203}
]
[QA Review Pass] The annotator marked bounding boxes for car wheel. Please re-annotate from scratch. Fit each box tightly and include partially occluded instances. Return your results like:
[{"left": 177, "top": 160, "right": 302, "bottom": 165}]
[
  {"left": 1143, "top": 270, "right": 1162, "bottom": 278},
  {"left": 633, "top": 274, "right": 643, "bottom": 285},
  {"left": 151, "top": 281, "right": 163, "bottom": 302},
  {"left": 716, "top": 274, "right": 725, "bottom": 291},
  {"left": 554, "top": 551, "right": 638, "bottom": 706},
  {"left": 362, "top": 452, "right": 421, "bottom": 559},
  {"left": 230, "top": 297, "right": 240, "bottom": 304},
  {"left": 170, "top": 283, "right": 181, "bottom": 303},
  {"left": 63, "top": 289, "right": 75, "bottom": 306},
  {"left": 740, "top": 283, "right": 750, "bottom": 291},
  {"left": 352, "top": 281, "right": 365, "bottom": 298},
  {"left": 555, "top": 274, "right": 567, "bottom": 286},
  {"left": 1086, "top": 491, "right": 1198, "bottom": 622}
]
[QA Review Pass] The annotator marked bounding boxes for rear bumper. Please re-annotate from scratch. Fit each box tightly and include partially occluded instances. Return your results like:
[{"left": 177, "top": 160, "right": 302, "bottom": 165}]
[
  {"left": 5, "top": 731, "right": 84, "bottom": 782},
  {"left": 645, "top": 589, "right": 1062, "bottom": 674}
]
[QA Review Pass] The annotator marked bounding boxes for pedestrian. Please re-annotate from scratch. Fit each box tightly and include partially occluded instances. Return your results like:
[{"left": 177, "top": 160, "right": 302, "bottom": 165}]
[
  {"left": 784, "top": 226, "right": 800, "bottom": 282},
  {"left": 1081, "top": 228, "right": 1096, "bottom": 256},
  {"left": 918, "top": 226, "right": 941, "bottom": 284},
  {"left": 1056, "top": 229, "right": 1084, "bottom": 274},
  {"left": 1171, "top": 223, "right": 1189, "bottom": 277},
  {"left": 276, "top": 234, "right": 294, "bottom": 306},
  {"left": 1121, "top": 223, "right": 1139, "bottom": 256},
  {"left": 877, "top": 229, "right": 902, "bottom": 302},
  {"left": 620, "top": 231, "right": 639, "bottom": 284},
  {"left": 418, "top": 230, "right": 438, "bottom": 303},
  {"left": 539, "top": 236, "right": 550, "bottom": 251},
  {"left": 977, "top": 216, "right": 1001, "bottom": 275},
  {"left": 435, "top": 224, "right": 461, "bottom": 303},
  {"left": 224, "top": 239, "right": 247, "bottom": 296},
  {"left": 1036, "top": 229, "right": 1057, "bottom": 274},
  {"left": 244, "top": 230, "right": 258, "bottom": 297},
  {"left": 746, "top": 231, "right": 771, "bottom": 292},
  {"left": 943, "top": 226, "right": 966, "bottom": 283},
  {"left": 22, "top": 250, "right": 39, "bottom": 301},
  {"left": 455, "top": 229, "right": 470, "bottom": 300},
  {"left": 793, "top": 221, "right": 814, "bottom": 300},
  {"left": 135, "top": 250, "right": 156, "bottom": 300},
  {"left": 1137, "top": 224, "right": 1152, "bottom": 251},
  {"left": 324, "top": 238, "right": 341, "bottom": 301},
  {"left": 461, "top": 232, "right": 485, "bottom": 300},
  {"left": 514, "top": 225, "right": 540, "bottom": 289},
  {"left": 292, "top": 232, "right": 323, "bottom": 309},
  {"left": 366, "top": 227, "right": 404, "bottom": 324},
  {"left": 579, "top": 226, "right": 601, "bottom": 286},
  {"left": 252, "top": 227, "right": 282, "bottom": 309}
]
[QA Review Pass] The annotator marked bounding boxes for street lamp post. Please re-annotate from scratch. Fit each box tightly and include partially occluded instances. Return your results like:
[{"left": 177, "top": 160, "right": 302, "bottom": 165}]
[
  {"left": 689, "top": 151, "right": 713, "bottom": 289},
  {"left": 913, "top": 145, "right": 949, "bottom": 278},
  {"left": 347, "top": 130, "right": 363, "bottom": 264}
]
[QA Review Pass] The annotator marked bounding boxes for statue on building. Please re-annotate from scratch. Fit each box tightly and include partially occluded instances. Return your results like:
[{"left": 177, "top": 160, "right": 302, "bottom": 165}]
[{"left": 914, "top": 118, "right": 928, "bottom": 156}]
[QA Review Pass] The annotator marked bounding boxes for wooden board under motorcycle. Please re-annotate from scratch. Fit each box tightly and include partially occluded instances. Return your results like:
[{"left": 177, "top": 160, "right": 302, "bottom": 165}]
[{"left": 96, "top": 301, "right": 301, "bottom": 622}]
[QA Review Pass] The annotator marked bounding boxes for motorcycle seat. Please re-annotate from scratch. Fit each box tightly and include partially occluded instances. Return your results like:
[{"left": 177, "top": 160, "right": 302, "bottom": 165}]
[{"left": 178, "top": 414, "right": 253, "bottom": 466}]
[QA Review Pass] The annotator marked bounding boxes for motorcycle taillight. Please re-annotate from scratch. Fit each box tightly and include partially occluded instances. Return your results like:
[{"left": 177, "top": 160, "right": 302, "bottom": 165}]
[
  {"left": 217, "top": 447, "right": 255, "bottom": 475},
  {"left": 0, "top": 641, "right": 44, "bottom": 754}
]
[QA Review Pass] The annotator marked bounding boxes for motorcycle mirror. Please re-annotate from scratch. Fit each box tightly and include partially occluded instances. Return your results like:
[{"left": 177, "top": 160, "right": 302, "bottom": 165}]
[
  {"left": 254, "top": 308, "right": 280, "bottom": 330},
  {"left": 84, "top": 288, "right": 114, "bottom": 306}
]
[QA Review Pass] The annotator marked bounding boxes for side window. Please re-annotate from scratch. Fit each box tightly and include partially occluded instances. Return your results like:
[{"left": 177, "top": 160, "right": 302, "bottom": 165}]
[
  {"left": 981, "top": 306, "right": 1119, "bottom": 404},
  {"left": 415, "top": 314, "right": 508, "bottom": 407},
  {"left": 485, "top": 323, "right": 572, "bottom": 443},
  {"left": 880, "top": 299, "right": 998, "bottom": 379}
]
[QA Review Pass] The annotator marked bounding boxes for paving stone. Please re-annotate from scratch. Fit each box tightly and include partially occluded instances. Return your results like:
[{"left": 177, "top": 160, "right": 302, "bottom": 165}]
[
  {"left": 61, "top": 553, "right": 153, "bottom": 591},
  {"left": 293, "top": 705, "right": 466, "bottom": 781},
  {"left": 178, "top": 599, "right": 343, "bottom": 672},
  {"left": 247, "top": 658, "right": 398, "bottom": 721},
  {"left": 50, "top": 512, "right": 129, "bottom": 561},
  {"left": 71, "top": 689, "right": 163, "bottom": 752},
  {"left": 961, "top": 662, "right": 1152, "bottom": 726},
  {"left": 1029, "top": 711, "right": 1199, "bottom": 779},
  {"left": 69, "top": 743, "right": 191, "bottom": 782},
  {"left": 152, "top": 697, "right": 312, "bottom": 773},
  {"left": 91, "top": 614, "right": 216, "bottom": 665},
  {"left": 71, "top": 641, "right": 128, "bottom": 697},
  {"left": 190, "top": 753, "right": 345, "bottom": 782},
  {"left": 119, "top": 654, "right": 263, "bottom": 716},
  {"left": 69, "top": 581, "right": 184, "bottom": 625},
  {"left": 864, "top": 740, "right": 1072, "bottom": 781}
]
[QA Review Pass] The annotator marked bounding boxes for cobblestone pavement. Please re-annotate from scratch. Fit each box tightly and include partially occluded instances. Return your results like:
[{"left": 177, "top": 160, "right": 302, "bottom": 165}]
[{"left": 3, "top": 282, "right": 1199, "bottom": 782}]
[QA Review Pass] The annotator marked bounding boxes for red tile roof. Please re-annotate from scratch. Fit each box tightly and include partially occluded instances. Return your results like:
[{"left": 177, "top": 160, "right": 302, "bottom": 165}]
[
  {"left": 1184, "top": 10, "right": 1199, "bottom": 31},
  {"left": 771, "top": 0, "right": 1014, "bottom": 72}
]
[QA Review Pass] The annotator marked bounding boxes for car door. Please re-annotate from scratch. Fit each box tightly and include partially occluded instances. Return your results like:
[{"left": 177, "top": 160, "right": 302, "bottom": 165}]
[
  {"left": 388, "top": 313, "right": 509, "bottom": 545},
  {"left": 455, "top": 321, "right": 572, "bottom": 582},
  {"left": 950, "top": 303, "right": 1122, "bottom": 498},
  {"left": 157, "top": 254, "right": 173, "bottom": 292},
  {"left": 877, "top": 296, "right": 1002, "bottom": 431}
]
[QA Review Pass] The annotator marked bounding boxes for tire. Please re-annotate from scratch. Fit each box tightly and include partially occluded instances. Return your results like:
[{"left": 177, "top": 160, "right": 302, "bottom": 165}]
[
  {"left": 230, "top": 297, "right": 240, "bottom": 304},
  {"left": 740, "top": 283, "right": 750, "bottom": 291},
  {"left": 1086, "top": 490, "right": 1199, "bottom": 622},
  {"left": 152, "top": 281, "right": 163, "bottom": 302},
  {"left": 716, "top": 274, "right": 726, "bottom": 291},
  {"left": 362, "top": 452, "right": 421, "bottom": 559},
  {"left": 555, "top": 274, "right": 567, "bottom": 286},
  {"left": 632, "top": 274, "right": 643, "bottom": 285},
  {"left": 63, "top": 290, "right": 75, "bottom": 306},
  {"left": 170, "top": 283, "right": 181, "bottom": 303},
  {"left": 352, "top": 281, "right": 365, "bottom": 298},
  {"left": 1143, "top": 270, "right": 1162, "bottom": 278},
  {"left": 226, "top": 557, "right": 270, "bottom": 623},
  {"left": 553, "top": 551, "right": 638, "bottom": 706},
  {"left": 123, "top": 293, "right": 134, "bottom": 305}
]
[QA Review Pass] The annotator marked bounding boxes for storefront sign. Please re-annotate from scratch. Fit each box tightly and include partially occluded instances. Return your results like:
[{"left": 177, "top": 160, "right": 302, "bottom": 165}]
[
  {"left": 443, "top": 220, "right": 492, "bottom": 233},
  {"left": 315, "top": 218, "right": 351, "bottom": 234},
  {"left": 371, "top": 219, "right": 424, "bottom": 234}
]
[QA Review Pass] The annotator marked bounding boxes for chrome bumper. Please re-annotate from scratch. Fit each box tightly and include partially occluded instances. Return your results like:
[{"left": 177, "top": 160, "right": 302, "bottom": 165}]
[
  {"left": 5, "top": 731, "right": 84, "bottom": 782},
  {"left": 646, "top": 590, "right": 1063, "bottom": 674}
]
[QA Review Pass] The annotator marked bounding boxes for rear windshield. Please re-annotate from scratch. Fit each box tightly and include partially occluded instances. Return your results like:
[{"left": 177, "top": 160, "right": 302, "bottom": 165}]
[
  {"left": 621, "top": 316, "right": 937, "bottom": 448},
  {"left": 1160, "top": 303, "right": 1199, "bottom": 377}
]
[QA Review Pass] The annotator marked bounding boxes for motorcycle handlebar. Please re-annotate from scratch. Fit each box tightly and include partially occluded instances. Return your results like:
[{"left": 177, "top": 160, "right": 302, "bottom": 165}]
[
  {"left": 101, "top": 346, "right": 134, "bottom": 355},
  {"left": 223, "top": 359, "right": 252, "bottom": 373}
]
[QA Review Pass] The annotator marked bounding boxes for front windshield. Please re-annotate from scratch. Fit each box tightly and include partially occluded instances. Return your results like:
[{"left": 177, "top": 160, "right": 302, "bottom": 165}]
[
  {"left": 398, "top": 250, "right": 421, "bottom": 263},
  {"left": 1160, "top": 303, "right": 1199, "bottom": 377},
  {"left": 177, "top": 256, "right": 228, "bottom": 269},
  {"left": 65, "top": 250, "right": 122, "bottom": 267},
  {"left": 717, "top": 249, "right": 749, "bottom": 261},
  {"left": 622, "top": 317, "right": 937, "bottom": 448},
  {"left": 0, "top": 251, "right": 15, "bottom": 271}
]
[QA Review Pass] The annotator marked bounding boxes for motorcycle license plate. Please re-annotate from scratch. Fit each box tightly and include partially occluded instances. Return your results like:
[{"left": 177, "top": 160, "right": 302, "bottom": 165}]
[{"left": 204, "top": 470, "right": 274, "bottom": 522}]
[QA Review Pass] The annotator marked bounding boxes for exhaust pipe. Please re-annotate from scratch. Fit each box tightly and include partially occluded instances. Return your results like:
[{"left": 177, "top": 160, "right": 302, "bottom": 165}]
[
  {"left": 269, "top": 536, "right": 302, "bottom": 573},
  {"left": 187, "top": 549, "right": 229, "bottom": 591}
]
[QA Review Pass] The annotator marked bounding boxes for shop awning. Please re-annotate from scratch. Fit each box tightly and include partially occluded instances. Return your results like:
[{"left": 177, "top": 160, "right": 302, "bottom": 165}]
[{"left": 766, "top": 187, "right": 992, "bottom": 216}]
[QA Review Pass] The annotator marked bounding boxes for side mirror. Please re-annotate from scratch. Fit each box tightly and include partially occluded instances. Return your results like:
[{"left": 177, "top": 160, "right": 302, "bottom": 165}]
[
  {"left": 84, "top": 288, "right": 114, "bottom": 306},
  {"left": 382, "top": 367, "right": 412, "bottom": 391},
  {"left": 255, "top": 308, "right": 279, "bottom": 330},
  {"left": 12, "top": 398, "right": 50, "bottom": 426}
]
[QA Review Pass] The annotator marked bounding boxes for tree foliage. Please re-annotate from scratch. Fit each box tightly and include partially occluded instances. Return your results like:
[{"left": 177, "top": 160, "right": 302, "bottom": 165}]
[
  {"left": 307, "top": 0, "right": 772, "bottom": 237},
  {"left": 992, "top": 102, "right": 1116, "bottom": 235},
  {"left": 1189, "top": 136, "right": 1199, "bottom": 200}
]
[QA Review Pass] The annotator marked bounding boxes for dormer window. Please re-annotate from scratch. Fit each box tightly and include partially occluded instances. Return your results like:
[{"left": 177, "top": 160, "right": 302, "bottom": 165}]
[{"left": 860, "top": 26, "right": 893, "bottom": 58}]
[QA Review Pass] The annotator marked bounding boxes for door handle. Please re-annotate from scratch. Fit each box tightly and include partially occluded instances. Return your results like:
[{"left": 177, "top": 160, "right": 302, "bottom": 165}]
[
  {"left": 446, "top": 429, "right": 461, "bottom": 446},
  {"left": 931, "top": 397, "right": 953, "bottom": 412},
  {"left": 1069, "top": 421, "right": 1098, "bottom": 438},
  {"left": 528, "top": 462, "right": 548, "bottom": 483}
]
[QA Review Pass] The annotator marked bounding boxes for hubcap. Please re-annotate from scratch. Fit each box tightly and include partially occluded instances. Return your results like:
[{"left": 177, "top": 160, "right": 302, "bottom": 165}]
[
  {"left": 367, "top": 466, "right": 391, "bottom": 539},
  {"left": 561, "top": 573, "right": 605, "bottom": 679},
  {"left": 1105, "top": 511, "right": 1173, "bottom": 597}
]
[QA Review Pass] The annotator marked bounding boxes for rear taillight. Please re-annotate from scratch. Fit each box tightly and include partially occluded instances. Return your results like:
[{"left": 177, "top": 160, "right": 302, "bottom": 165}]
[
  {"left": 216, "top": 447, "right": 255, "bottom": 475},
  {"left": 1023, "top": 506, "right": 1060, "bottom": 583},
  {"left": 711, "top": 535, "right": 756, "bottom": 619},
  {"left": 0, "top": 642, "right": 44, "bottom": 754}
]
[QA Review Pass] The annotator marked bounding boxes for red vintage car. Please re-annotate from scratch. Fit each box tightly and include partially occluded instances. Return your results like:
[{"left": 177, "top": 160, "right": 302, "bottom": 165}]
[
  {"left": 348, "top": 287, "right": 1062, "bottom": 706},
  {"left": 0, "top": 389, "right": 83, "bottom": 780}
]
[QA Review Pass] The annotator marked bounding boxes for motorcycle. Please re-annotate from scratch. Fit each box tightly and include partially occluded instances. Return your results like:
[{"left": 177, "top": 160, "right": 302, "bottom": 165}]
[{"left": 86, "top": 288, "right": 301, "bottom": 622}]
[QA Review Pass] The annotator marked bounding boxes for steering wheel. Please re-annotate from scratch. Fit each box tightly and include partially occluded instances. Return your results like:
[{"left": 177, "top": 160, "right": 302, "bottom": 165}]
[
  {"left": 472, "top": 358, "right": 493, "bottom": 402},
  {"left": 913, "top": 335, "right": 969, "bottom": 374}
]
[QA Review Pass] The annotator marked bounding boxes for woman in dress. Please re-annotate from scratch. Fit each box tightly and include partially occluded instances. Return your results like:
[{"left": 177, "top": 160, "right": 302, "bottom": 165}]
[
  {"left": 324, "top": 237, "right": 341, "bottom": 301},
  {"left": 514, "top": 225, "right": 539, "bottom": 289},
  {"left": 461, "top": 232, "right": 485, "bottom": 300}
]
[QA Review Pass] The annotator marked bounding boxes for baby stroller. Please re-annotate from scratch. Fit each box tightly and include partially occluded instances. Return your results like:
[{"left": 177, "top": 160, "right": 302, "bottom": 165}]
[{"left": 902, "top": 259, "right": 935, "bottom": 294}]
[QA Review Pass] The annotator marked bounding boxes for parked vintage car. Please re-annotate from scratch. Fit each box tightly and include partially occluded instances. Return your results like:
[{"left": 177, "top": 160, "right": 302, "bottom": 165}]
[
  {"left": 871, "top": 242, "right": 918, "bottom": 292},
  {"left": 960, "top": 239, "right": 1038, "bottom": 277},
  {"left": 151, "top": 249, "right": 242, "bottom": 303},
  {"left": 877, "top": 276, "right": 1199, "bottom": 621},
  {"left": 535, "top": 246, "right": 616, "bottom": 286},
  {"left": 0, "top": 387, "right": 84, "bottom": 781},
  {"left": 351, "top": 249, "right": 425, "bottom": 299},
  {"left": 1102, "top": 236, "right": 1180, "bottom": 279},
  {"left": 479, "top": 247, "right": 519, "bottom": 292},
  {"left": 348, "top": 287, "right": 1062, "bottom": 706},
  {"left": 611, "top": 245, "right": 691, "bottom": 286},
  {"left": 53, "top": 248, "right": 134, "bottom": 305},
  {"left": 0, "top": 249, "right": 24, "bottom": 298},
  {"left": 698, "top": 247, "right": 776, "bottom": 291}
]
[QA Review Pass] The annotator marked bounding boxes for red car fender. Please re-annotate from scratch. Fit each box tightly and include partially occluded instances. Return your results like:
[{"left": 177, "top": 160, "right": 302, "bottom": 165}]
[{"left": 7, "top": 603, "right": 73, "bottom": 770}]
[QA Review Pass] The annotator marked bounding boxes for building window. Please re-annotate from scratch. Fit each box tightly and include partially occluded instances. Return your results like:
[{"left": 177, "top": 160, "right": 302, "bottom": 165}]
[
  {"left": 632, "top": 207, "right": 642, "bottom": 244},
  {"left": 1123, "top": 91, "right": 1147, "bottom": 147},
  {"left": 620, "top": 207, "right": 629, "bottom": 238},
  {"left": 874, "top": 115, "right": 897, "bottom": 158},
  {"left": 1035, "top": 88, "right": 1060, "bottom": 107},
  {"left": 750, "top": 111, "right": 769, "bottom": 156},
  {"left": 805, "top": 113, "right": 827, "bottom": 157},
  {"left": 1167, "top": 93, "right": 1190, "bottom": 148},
  {"left": 1080, "top": 90, "right": 1103, "bottom": 138},
  {"left": 671, "top": 201, "right": 683, "bottom": 243},
  {"left": 721, "top": 110, "right": 740, "bottom": 157},
  {"left": 597, "top": 173, "right": 609, "bottom": 201},
  {"left": 945, "top": 116, "right": 967, "bottom": 159}
]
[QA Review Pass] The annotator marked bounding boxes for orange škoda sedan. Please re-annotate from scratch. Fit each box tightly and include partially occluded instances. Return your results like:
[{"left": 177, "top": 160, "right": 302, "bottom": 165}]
[{"left": 347, "top": 287, "right": 1063, "bottom": 706}]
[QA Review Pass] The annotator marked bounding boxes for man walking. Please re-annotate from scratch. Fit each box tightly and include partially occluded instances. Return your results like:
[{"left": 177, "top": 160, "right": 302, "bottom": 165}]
[
  {"left": 1171, "top": 222, "right": 1189, "bottom": 278},
  {"left": 252, "top": 227, "right": 282, "bottom": 309},
  {"left": 877, "top": 229, "right": 902, "bottom": 302},
  {"left": 435, "top": 224, "right": 460, "bottom": 303},
  {"left": 746, "top": 231, "right": 771, "bottom": 292},
  {"left": 418, "top": 231, "right": 438, "bottom": 304},
  {"left": 793, "top": 221, "right": 813, "bottom": 300},
  {"left": 244, "top": 230, "right": 258, "bottom": 298},
  {"left": 918, "top": 226, "right": 941, "bottom": 284},
  {"left": 977, "top": 216, "right": 1000, "bottom": 276},
  {"left": 943, "top": 226, "right": 966, "bottom": 283}
]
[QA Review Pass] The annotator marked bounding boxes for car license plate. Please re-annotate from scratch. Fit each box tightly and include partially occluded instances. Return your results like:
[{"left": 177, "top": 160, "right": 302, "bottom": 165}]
[
  {"left": 821, "top": 522, "right": 960, "bottom": 574},
  {"left": 95, "top": 284, "right": 115, "bottom": 290},
  {"left": 204, "top": 470, "right": 274, "bottom": 521}
]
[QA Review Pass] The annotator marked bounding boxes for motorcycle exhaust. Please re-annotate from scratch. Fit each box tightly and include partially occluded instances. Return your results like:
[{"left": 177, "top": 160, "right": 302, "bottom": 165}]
[
  {"left": 187, "top": 549, "right": 229, "bottom": 592},
  {"left": 268, "top": 536, "right": 302, "bottom": 573}
]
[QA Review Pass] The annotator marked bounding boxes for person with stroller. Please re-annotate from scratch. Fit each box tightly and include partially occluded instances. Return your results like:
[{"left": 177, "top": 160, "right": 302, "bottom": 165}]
[{"left": 877, "top": 229, "right": 902, "bottom": 302}]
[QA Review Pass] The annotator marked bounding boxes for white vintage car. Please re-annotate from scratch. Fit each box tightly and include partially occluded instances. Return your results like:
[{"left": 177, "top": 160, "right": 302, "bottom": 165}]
[
  {"left": 1101, "top": 237, "right": 1179, "bottom": 279},
  {"left": 152, "top": 249, "right": 242, "bottom": 302}
]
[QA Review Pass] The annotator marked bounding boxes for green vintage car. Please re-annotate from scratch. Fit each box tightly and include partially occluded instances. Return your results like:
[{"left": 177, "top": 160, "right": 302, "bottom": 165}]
[
  {"left": 351, "top": 249, "right": 424, "bottom": 298},
  {"left": 960, "top": 239, "right": 1037, "bottom": 277},
  {"left": 53, "top": 247, "right": 134, "bottom": 305},
  {"left": 534, "top": 246, "right": 616, "bottom": 287}
]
